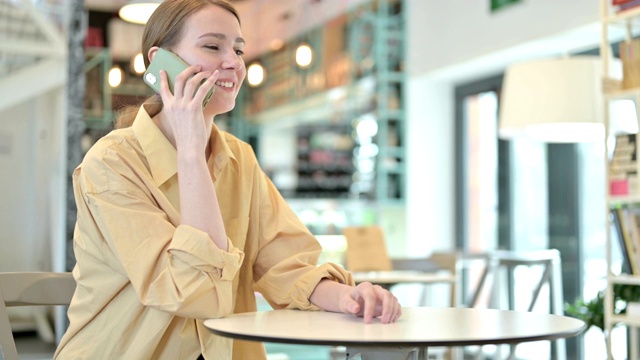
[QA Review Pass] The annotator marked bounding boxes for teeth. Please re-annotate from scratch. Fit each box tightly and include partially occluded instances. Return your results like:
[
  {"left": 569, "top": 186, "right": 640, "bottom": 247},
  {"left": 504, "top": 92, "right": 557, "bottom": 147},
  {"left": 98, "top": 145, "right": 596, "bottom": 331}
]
[{"left": 215, "top": 81, "right": 233, "bottom": 88}]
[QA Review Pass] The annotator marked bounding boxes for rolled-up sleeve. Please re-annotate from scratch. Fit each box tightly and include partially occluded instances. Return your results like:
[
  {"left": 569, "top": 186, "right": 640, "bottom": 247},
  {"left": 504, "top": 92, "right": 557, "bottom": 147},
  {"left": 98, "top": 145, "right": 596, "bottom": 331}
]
[
  {"left": 286, "top": 263, "right": 355, "bottom": 310},
  {"left": 252, "top": 171, "right": 354, "bottom": 310},
  {"left": 170, "top": 225, "right": 243, "bottom": 281}
]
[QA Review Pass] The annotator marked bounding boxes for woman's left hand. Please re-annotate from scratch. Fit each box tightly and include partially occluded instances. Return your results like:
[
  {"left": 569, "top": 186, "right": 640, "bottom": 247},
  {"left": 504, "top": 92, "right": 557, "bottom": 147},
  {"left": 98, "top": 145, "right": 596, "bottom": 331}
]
[{"left": 338, "top": 281, "right": 402, "bottom": 324}]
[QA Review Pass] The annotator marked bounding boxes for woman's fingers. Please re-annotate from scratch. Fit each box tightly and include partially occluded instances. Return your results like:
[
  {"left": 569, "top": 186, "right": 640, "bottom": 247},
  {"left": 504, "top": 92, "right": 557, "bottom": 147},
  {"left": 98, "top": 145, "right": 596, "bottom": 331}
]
[
  {"left": 191, "top": 70, "right": 219, "bottom": 106},
  {"left": 173, "top": 64, "right": 201, "bottom": 98},
  {"left": 351, "top": 282, "right": 402, "bottom": 324},
  {"left": 353, "top": 282, "right": 380, "bottom": 323},
  {"left": 157, "top": 64, "right": 217, "bottom": 153},
  {"left": 158, "top": 69, "right": 171, "bottom": 99},
  {"left": 159, "top": 65, "right": 218, "bottom": 109},
  {"left": 183, "top": 70, "right": 211, "bottom": 104},
  {"left": 373, "top": 285, "right": 400, "bottom": 323}
]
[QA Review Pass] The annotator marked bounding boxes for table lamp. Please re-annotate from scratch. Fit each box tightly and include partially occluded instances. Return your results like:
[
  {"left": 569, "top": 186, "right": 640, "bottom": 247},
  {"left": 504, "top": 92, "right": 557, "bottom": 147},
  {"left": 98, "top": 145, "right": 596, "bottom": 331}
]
[{"left": 498, "top": 56, "right": 606, "bottom": 143}]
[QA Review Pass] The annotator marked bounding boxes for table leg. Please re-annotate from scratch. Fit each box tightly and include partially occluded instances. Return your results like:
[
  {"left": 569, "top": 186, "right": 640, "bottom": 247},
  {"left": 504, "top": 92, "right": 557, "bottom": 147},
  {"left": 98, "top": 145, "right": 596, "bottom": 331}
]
[{"left": 345, "top": 346, "right": 420, "bottom": 360}]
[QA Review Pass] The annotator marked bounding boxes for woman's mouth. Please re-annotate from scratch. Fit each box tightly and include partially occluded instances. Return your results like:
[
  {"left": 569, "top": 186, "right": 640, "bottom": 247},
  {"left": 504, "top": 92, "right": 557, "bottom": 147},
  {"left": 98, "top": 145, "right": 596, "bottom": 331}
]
[{"left": 215, "top": 81, "right": 234, "bottom": 89}]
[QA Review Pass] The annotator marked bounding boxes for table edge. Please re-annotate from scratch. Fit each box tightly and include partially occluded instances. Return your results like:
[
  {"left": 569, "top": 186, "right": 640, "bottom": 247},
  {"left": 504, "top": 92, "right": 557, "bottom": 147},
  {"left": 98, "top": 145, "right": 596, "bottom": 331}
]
[{"left": 206, "top": 323, "right": 587, "bottom": 348}]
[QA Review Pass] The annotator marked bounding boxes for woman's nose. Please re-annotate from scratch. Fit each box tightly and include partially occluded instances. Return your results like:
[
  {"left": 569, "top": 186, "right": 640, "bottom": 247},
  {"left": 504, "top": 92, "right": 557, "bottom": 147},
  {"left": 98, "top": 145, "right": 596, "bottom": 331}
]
[{"left": 221, "top": 51, "right": 242, "bottom": 70}]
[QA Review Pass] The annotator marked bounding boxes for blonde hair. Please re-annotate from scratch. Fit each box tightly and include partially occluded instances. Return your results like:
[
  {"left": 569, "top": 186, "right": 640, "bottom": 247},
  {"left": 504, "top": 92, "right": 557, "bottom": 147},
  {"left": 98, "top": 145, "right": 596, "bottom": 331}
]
[{"left": 114, "top": 0, "right": 240, "bottom": 129}]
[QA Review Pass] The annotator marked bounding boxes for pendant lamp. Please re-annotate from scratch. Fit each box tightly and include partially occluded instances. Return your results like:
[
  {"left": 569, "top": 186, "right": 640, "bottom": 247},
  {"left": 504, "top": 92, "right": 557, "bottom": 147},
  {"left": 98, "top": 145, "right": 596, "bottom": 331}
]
[
  {"left": 119, "top": 0, "right": 162, "bottom": 25},
  {"left": 499, "top": 56, "right": 609, "bottom": 143}
]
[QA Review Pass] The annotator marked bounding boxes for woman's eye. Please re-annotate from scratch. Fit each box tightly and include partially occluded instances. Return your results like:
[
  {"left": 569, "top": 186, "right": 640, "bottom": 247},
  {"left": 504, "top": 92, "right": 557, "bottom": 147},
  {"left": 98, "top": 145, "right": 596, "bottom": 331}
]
[{"left": 204, "top": 45, "right": 219, "bottom": 51}]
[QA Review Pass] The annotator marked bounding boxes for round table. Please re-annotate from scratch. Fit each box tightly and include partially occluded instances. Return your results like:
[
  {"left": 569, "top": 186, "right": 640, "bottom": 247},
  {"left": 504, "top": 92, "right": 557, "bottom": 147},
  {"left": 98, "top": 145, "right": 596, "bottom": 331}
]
[{"left": 204, "top": 307, "right": 585, "bottom": 359}]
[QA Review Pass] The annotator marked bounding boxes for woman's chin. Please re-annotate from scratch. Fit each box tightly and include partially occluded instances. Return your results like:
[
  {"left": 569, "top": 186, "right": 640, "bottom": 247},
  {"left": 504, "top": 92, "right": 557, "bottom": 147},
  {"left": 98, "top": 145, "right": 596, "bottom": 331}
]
[{"left": 205, "top": 101, "right": 235, "bottom": 118}]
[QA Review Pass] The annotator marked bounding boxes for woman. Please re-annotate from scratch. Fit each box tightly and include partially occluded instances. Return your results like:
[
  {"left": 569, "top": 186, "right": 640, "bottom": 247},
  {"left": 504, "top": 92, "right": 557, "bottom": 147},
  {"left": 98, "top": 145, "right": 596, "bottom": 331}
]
[{"left": 54, "top": 0, "right": 401, "bottom": 359}]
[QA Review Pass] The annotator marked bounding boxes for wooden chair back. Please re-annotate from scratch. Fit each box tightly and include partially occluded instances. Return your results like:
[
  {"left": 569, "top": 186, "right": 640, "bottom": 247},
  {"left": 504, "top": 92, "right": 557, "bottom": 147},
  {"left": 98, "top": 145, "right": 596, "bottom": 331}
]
[
  {"left": 0, "top": 272, "right": 75, "bottom": 360},
  {"left": 342, "top": 226, "right": 393, "bottom": 272}
]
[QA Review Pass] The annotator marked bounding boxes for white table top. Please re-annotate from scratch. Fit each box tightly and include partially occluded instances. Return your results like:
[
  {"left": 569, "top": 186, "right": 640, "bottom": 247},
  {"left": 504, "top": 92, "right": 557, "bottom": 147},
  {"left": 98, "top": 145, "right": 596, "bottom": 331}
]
[
  {"left": 351, "top": 270, "right": 456, "bottom": 285},
  {"left": 204, "top": 307, "right": 585, "bottom": 347}
]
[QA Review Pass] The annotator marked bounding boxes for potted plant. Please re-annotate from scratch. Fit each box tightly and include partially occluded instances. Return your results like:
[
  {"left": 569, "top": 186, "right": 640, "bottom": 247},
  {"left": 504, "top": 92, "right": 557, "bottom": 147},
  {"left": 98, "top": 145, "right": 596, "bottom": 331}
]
[{"left": 565, "top": 284, "right": 640, "bottom": 332}]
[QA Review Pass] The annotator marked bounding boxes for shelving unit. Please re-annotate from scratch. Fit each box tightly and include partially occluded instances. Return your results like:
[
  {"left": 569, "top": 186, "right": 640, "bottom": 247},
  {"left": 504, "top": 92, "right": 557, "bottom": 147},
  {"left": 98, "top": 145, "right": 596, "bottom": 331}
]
[
  {"left": 234, "top": 0, "right": 406, "bottom": 204},
  {"left": 358, "top": 0, "right": 405, "bottom": 203},
  {"left": 84, "top": 48, "right": 113, "bottom": 130},
  {"left": 83, "top": 48, "right": 156, "bottom": 130},
  {"left": 601, "top": 1, "right": 640, "bottom": 358}
]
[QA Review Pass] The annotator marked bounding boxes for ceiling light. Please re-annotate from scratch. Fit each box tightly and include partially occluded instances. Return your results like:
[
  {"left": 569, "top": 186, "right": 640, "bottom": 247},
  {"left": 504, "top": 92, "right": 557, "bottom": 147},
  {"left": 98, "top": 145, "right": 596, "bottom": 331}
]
[
  {"left": 131, "top": 53, "right": 146, "bottom": 74},
  {"left": 247, "top": 62, "right": 266, "bottom": 87},
  {"left": 119, "top": 0, "right": 162, "bottom": 25},
  {"left": 295, "top": 43, "right": 313, "bottom": 68},
  {"left": 270, "top": 39, "right": 284, "bottom": 51},
  {"left": 108, "top": 66, "right": 124, "bottom": 88}
]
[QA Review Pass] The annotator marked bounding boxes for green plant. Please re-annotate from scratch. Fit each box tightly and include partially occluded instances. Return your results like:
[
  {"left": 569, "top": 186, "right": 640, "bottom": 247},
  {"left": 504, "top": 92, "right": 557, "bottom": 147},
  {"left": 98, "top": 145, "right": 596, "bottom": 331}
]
[
  {"left": 565, "top": 291, "right": 605, "bottom": 331},
  {"left": 565, "top": 284, "right": 640, "bottom": 332}
]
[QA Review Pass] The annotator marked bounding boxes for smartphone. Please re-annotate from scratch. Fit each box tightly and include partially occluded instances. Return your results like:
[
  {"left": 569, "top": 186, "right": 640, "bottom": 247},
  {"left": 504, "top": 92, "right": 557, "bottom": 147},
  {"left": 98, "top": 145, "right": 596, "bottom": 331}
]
[{"left": 143, "top": 48, "right": 215, "bottom": 108}]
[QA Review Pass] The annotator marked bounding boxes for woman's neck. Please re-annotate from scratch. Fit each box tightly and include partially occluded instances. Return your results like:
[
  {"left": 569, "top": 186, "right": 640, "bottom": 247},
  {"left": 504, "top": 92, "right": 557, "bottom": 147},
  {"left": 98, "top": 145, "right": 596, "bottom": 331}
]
[{"left": 152, "top": 111, "right": 214, "bottom": 159}]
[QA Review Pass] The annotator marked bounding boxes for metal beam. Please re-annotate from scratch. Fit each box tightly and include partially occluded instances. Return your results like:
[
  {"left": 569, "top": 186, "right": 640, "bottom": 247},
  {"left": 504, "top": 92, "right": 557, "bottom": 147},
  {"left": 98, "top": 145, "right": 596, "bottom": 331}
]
[
  {"left": 0, "top": 58, "right": 66, "bottom": 113},
  {"left": 20, "top": 0, "right": 67, "bottom": 53},
  {"left": 0, "top": 38, "right": 66, "bottom": 57}
]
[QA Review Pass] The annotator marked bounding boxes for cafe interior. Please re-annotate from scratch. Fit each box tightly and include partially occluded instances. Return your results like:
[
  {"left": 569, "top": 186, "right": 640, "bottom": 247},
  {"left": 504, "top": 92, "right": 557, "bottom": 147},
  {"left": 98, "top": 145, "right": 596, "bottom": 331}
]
[{"left": 1, "top": 0, "right": 638, "bottom": 359}]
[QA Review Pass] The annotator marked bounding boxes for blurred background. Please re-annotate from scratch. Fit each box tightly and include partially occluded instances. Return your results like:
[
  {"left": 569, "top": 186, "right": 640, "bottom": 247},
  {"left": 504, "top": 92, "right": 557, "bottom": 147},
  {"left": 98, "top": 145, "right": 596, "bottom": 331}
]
[{"left": 0, "top": 0, "right": 634, "bottom": 359}]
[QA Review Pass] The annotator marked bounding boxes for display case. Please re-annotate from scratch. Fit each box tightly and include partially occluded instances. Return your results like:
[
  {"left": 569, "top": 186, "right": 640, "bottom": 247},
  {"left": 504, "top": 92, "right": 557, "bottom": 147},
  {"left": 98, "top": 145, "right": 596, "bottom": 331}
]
[{"left": 295, "top": 124, "right": 355, "bottom": 198}]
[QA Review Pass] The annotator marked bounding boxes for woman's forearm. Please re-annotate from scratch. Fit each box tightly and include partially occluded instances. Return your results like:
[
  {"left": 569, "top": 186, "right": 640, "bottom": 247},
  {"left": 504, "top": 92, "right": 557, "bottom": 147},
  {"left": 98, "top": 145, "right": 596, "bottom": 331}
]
[
  {"left": 177, "top": 152, "right": 227, "bottom": 250},
  {"left": 309, "top": 279, "right": 351, "bottom": 313}
]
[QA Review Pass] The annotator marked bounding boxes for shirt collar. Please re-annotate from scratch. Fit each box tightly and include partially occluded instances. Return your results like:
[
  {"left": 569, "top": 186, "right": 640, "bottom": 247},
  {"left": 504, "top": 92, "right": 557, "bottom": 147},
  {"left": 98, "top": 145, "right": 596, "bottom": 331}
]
[
  {"left": 132, "top": 106, "right": 238, "bottom": 186},
  {"left": 208, "top": 121, "right": 238, "bottom": 180},
  {"left": 132, "top": 106, "right": 177, "bottom": 186}
]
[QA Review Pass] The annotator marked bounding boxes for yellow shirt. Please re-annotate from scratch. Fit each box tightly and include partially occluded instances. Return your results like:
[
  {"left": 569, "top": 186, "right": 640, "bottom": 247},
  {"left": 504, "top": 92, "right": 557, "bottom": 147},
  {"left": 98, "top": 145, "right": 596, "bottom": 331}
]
[{"left": 54, "top": 107, "right": 353, "bottom": 360}]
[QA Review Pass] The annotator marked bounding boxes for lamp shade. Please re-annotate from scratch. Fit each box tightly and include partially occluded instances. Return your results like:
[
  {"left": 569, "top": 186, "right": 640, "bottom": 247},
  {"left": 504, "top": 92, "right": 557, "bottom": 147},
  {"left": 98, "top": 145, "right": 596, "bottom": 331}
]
[
  {"left": 499, "top": 56, "right": 605, "bottom": 143},
  {"left": 119, "top": 0, "right": 162, "bottom": 25}
]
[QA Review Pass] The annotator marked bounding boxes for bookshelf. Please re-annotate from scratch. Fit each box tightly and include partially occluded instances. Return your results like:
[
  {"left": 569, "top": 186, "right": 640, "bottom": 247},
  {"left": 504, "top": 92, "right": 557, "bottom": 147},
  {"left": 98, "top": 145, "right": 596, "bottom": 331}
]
[{"left": 601, "top": 0, "right": 640, "bottom": 358}]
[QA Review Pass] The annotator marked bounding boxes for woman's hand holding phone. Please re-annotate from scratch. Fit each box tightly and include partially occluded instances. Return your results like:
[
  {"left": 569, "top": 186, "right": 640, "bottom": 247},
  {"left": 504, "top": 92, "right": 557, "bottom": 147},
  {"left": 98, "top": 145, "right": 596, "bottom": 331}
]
[
  {"left": 144, "top": 48, "right": 216, "bottom": 108},
  {"left": 158, "top": 65, "right": 219, "bottom": 155}
]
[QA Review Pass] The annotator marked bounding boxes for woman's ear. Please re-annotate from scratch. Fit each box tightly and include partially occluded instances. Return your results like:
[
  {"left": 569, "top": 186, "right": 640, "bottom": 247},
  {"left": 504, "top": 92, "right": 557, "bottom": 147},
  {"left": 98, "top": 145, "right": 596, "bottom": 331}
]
[{"left": 148, "top": 46, "right": 160, "bottom": 63}]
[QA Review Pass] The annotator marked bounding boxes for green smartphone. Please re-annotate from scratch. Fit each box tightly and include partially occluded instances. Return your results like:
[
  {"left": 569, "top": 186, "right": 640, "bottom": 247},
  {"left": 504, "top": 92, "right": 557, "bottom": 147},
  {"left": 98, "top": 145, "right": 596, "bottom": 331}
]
[{"left": 143, "top": 48, "right": 215, "bottom": 108}]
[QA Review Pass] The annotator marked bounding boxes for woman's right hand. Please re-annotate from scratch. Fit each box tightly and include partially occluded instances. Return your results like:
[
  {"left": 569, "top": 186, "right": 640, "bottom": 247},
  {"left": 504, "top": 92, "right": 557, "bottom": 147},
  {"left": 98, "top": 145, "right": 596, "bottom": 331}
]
[
  {"left": 158, "top": 65, "right": 219, "bottom": 154},
  {"left": 159, "top": 65, "right": 229, "bottom": 250}
]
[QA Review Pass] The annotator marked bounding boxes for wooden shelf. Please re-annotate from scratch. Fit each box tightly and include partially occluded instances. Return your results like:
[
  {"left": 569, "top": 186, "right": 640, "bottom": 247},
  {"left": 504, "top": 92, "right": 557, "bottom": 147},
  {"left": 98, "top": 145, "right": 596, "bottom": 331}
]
[
  {"left": 610, "top": 314, "right": 640, "bottom": 326},
  {"left": 605, "top": 85, "right": 640, "bottom": 100},
  {"left": 609, "top": 274, "right": 640, "bottom": 285},
  {"left": 605, "top": 5, "right": 640, "bottom": 24},
  {"left": 609, "top": 195, "right": 640, "bottom": 206}
]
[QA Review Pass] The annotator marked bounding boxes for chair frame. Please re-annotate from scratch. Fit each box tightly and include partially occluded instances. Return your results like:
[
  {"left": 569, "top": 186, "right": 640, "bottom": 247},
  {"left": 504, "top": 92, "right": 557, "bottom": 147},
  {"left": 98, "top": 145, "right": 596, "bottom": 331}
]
[{"left": 0, "top": 272, "right": 75, "bottom": 360}]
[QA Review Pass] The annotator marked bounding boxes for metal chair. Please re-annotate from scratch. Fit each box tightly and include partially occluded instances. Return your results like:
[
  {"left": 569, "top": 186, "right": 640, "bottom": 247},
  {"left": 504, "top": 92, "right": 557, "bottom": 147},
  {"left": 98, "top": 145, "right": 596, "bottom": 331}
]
[
  {"left": 0, "top": 272, "right": 75, "bottom": 360},
  {"left": 465, "top": 249, "right": 565, "bottom": 360}
]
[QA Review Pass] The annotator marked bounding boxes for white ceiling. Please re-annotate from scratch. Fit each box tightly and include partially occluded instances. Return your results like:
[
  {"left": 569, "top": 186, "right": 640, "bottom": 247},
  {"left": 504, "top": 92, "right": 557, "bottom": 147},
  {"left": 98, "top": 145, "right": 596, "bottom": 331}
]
[{"left": 84, "top": 0, "right": 369, "bottom": 61}]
